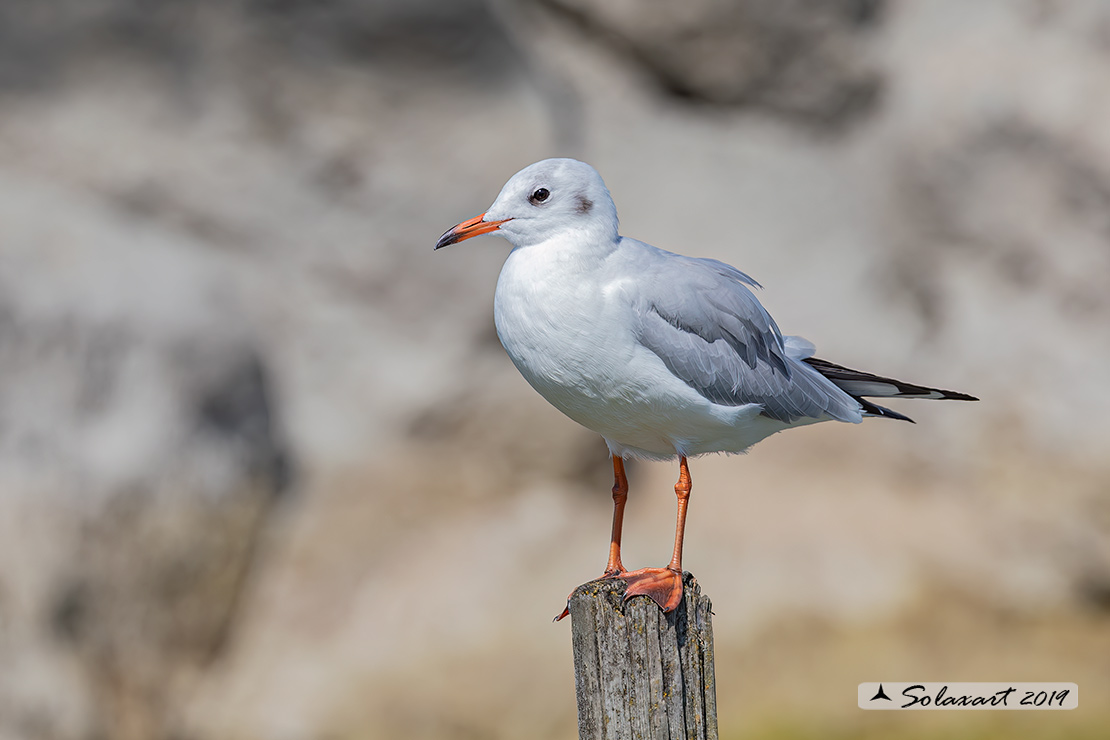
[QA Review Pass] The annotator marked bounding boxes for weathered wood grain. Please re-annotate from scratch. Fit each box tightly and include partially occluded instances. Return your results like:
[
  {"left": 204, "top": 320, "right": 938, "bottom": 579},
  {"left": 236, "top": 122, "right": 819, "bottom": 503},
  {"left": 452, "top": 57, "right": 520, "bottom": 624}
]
[{"left": 569, "top": 573, "right": 718, "bottom": 740}]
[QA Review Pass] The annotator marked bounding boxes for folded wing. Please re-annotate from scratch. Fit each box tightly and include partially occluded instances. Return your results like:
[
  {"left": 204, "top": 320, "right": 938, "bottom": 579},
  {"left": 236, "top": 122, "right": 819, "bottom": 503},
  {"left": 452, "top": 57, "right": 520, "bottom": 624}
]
[{"left": 633, "top": 248, "right": 863, "bottom": 424}]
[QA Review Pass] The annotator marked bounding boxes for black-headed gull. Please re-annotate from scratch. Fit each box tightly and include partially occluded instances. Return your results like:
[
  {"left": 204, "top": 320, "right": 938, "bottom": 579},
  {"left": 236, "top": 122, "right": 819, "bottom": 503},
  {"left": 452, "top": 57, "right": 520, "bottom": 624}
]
[{"left": 435, "top": 158, "right": 976, "bottom": 619}]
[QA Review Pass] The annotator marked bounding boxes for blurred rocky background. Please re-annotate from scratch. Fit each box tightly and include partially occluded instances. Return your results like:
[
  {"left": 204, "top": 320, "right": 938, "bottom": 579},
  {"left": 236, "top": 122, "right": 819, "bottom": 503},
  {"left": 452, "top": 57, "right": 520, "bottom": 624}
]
[{"left": 0, "top": 0, "right": 1107, "bottom": 738}]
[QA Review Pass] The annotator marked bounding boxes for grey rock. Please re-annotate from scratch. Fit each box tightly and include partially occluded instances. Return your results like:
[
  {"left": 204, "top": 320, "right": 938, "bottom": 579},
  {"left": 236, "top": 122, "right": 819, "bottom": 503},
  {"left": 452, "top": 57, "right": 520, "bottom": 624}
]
[{"left": 538, "top": 0, "right": 883, "bottom": 127}]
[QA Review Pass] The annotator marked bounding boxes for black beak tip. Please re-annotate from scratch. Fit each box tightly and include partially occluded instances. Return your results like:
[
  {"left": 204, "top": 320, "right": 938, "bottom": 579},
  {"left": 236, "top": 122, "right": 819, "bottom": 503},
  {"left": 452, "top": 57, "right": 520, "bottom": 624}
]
[{"left": 434, "top": 229, "right": 459, "bottom": 251}]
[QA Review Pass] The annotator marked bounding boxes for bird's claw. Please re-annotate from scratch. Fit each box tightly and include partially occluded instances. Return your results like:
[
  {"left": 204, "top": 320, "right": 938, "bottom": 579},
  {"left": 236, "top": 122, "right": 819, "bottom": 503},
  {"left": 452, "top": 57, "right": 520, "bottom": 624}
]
[
  {"left": 552, "top": 567, "right": 628, "bottom": 621},
  {"left": 618, "top": 567, "right": 685, "bottom": 613},
  {"left": 553, "top": 567, "right": 684, "bottom": 621}
]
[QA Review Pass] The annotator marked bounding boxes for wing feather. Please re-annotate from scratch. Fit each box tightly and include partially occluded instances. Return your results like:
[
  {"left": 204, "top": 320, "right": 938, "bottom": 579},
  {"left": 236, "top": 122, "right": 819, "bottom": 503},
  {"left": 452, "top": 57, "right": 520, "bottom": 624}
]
[{"left": 632, "top": 248, "right": 862, "bottom": 424}]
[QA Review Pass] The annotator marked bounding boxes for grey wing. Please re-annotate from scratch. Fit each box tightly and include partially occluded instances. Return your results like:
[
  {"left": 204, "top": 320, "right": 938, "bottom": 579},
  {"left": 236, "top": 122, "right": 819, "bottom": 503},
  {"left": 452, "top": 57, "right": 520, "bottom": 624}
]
[{"left": 635, "top": 253, "right": 862, "bottom": 424}]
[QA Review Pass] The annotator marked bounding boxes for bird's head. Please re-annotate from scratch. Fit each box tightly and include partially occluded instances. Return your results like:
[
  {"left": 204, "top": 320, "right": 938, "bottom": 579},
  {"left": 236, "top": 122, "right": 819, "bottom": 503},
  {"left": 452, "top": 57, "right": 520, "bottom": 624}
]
[{"left": 435, "top": 158, "right": 619, "bottom": 250}]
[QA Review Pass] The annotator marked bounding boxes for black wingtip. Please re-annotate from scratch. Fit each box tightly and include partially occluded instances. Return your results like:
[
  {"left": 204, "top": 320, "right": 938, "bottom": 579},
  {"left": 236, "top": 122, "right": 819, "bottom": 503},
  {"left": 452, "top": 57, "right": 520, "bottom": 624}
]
[
  {"left": 804, "top": 357, "right": 978, "bottom": 403},
  {"left": 858, "top": 397, "right": 915, "bottom": 423}
]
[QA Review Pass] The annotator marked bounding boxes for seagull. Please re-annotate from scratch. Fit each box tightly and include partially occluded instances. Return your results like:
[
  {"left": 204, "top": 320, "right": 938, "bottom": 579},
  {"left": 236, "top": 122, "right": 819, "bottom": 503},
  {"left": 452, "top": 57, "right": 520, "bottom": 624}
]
[{"left": 435, "top": 158, "right": 977, "bottom": 620}]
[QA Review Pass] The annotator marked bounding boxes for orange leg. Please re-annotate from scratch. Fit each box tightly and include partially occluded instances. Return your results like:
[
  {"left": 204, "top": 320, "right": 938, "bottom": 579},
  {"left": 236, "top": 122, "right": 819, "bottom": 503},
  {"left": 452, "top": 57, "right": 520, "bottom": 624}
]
[
  {"left": 602, "top": 456, "right": 629, "bottom": 576},
  {"left": 553, "top": 456, "right": 631, "bottom": 621},
  {"left": 616, "top": 455, "right": 691, "bottom": 613}
]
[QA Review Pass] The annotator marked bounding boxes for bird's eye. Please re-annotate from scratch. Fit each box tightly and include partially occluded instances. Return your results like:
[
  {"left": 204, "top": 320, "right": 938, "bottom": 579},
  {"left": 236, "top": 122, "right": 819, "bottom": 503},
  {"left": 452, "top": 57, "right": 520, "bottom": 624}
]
[{"left": 530, "top": 187, "right": 550, "bottom": 204}]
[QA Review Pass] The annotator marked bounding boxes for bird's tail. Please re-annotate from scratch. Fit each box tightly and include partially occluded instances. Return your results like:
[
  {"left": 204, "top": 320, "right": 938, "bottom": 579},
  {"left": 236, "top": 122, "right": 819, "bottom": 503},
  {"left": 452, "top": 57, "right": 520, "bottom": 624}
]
[{"left": 803, "top": 357, "right": 979, "bottom": 424}]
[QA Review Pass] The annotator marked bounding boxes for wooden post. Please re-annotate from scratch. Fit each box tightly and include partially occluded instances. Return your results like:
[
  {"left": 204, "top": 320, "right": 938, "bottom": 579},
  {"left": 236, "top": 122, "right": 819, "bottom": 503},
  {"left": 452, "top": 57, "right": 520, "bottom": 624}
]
[{"left": 569, "top": 573, "right": 718, "bottom": 740}]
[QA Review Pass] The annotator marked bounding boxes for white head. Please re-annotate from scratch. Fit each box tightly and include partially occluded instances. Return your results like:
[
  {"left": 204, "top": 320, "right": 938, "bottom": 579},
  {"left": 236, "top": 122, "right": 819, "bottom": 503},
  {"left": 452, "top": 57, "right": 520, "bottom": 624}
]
[{"left": 435, "top": 158, "right": 619, "bottom": 250}]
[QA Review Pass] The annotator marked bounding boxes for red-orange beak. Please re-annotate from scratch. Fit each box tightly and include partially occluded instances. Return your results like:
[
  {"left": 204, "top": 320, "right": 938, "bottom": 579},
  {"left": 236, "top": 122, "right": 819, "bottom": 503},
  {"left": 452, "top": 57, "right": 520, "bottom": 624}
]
[{"left": 434, "top": 213, "right": 510, "bottom": 250}]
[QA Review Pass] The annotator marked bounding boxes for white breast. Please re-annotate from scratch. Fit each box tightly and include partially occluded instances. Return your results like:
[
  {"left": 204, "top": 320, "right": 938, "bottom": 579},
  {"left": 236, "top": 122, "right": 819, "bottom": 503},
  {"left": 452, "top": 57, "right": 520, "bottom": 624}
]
[{"left": 494, "top": 240, "right": 633, "bottom": 417}]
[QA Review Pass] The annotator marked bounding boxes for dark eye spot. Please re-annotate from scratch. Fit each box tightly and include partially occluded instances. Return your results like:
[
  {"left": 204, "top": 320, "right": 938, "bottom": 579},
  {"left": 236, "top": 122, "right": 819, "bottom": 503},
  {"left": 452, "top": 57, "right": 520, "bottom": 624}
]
[
  {"left": 576, "top": 195, "right": 593, "bottom": 214},
  {"left": 530, "top": 187, "right": 550, "bottom": 204}
]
